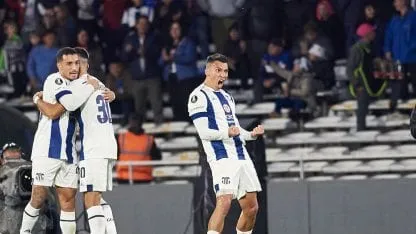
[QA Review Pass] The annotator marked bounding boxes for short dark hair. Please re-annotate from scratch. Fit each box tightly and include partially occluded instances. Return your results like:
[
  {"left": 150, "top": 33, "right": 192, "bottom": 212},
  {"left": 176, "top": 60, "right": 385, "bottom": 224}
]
[
  {"left": 42, "top": 29, "right": 55, "bottom": 38},
  {"left": 74, "top": 47, "right": 89, "bottom": 60},
  {"left": 206, "top": 53, "right": 228, "bottom": 64},
  {"left": 56, "top": 47, "right": 77, "bottom": 62}
]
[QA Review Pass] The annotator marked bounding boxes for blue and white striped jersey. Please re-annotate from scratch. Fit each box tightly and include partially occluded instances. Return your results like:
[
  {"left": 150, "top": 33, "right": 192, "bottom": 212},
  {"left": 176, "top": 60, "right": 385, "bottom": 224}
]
[
  {"left": 188, "top": 84, "right": 256, "bottom": 162},
  {"left": 59, "top": 74, "right": 117, "bottom": 160},
  {"left": 31, "top": 72, "right": 78, "bottom": 163}
]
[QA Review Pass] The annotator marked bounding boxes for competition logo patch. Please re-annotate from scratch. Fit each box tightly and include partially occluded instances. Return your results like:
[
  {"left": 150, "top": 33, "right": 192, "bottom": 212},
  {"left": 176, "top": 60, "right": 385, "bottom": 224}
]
[
  {"left": 55, "top": 78, "right": 63, "bottom": 85},
  {"left": 191, "top": 95, "right": 198, "bottom": 103},
  {"left": 222, "top": 104, "right": 231, "bottom": 114}
]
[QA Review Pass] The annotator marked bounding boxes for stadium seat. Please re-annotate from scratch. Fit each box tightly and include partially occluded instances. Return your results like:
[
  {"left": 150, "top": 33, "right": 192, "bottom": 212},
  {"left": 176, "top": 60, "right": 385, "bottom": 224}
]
[
  {"left": 306, "top": 176, "right": 334, "bottom": 181},
  {"left": 372, "top": 174, "right": 401, "bottom": 179},
  {"left": 262, "top": 117, "right": 297, "bottom": 131},
  {"left": 338, "top": 175, "right": 368, "bottom": 180},
  {"left": 267, "top": 162, "right": 296, "bottom": 173},
  {"left": 289, "top": 161, "right": 328, "bottom": 173}
]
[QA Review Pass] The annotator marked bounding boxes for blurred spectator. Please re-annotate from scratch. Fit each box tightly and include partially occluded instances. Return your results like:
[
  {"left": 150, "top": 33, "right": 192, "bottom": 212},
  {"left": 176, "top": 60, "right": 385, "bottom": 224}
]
[
  {"left": 270, "top": 57, "right": 316, "bottom": 117},
  {"left": 315, "top": 0, "right": 345, "bottom": 59},
  {"left": 101, "top": 0, "right": 128, "bottom": 64},
  {"left": 24, "top": 30, "right": 40, "bottom": 54},
  {"left": 154, "top": 0, "right": 187, "bottom": 43},
  {"left": 76, "top": 28, "right": 104, "bottom": 80},
  {"left": 384, "top": 0, "right": 416, "bottom": 112},
  {"left": 0, "top": 20, "right": 27, "bottom": 98},
  {"left": 293, "top": 21, "right": 334, "bottom": 60},
  {"left": 116, "top": 114, "right": 161, "bottom": 184},
  {"left": 186, "top": 0, "right": 209, "bottom": 58},
  {"left": 356, "top": 3, "right": 385, "bottom": 57},
  {"left": 76, "top": 0, "right": 100, "bottom": 40},
  {"left": 54, "top": 4, "right": 77, "bottom": 47},
  {"left": 26, "top": 30, "right": 58, "bottom": 91},
  {"left": 159, "top": 22, "right": 199, "bottom": 121},
  {"left": 20, "top": 0, "right": 39, "bottom": 45},
  {"left": 255, "top": 38, "right": 292, "bottom": 101},
  {"left": 106, "top": 60, "right": 133, "bottom": 124},
  {"left": 283, "top": 0, "right": 315, "bottom": 47},
  {"left": 122, "top": 0, "right": 155, "bottom": 30},
  {"left": 198, "top": 0, "right": 245, "bottom": 53},
  {"left": 223, "top": 24, "right": 250, "bottom": 87},
  {"left": 37, "top": 0, "right": 60, "bottom": 14},
  {"left": 308, "top": 43, "right": 335, "bottom": 90},
  {"left": 347, "top": 23, "right": 386, "bottom": 131},
  {"left": 239, "top": 0, "right": 285, "bottom": 104},
  {"left": 122, "top": 16, "right": 163, "bottom": 124},
  {"left": 332, "top": 0, "right": 363, "bottom": 53},
  {"left": 38, "top": 7, "right": 56, "bottom": 32}
]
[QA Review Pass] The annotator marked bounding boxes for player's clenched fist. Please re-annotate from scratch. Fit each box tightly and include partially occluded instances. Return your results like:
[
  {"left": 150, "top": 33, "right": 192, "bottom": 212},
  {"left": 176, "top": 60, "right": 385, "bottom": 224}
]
[
  {"left": 228, "top": 126, "right": 240, "bottom": 137},
  {"left": 251, "top": 125, "right": 264, "bottom": 137}
]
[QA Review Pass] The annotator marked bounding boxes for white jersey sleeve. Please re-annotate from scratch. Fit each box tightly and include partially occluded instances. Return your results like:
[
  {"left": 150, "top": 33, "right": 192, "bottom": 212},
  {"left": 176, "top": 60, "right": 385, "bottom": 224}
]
[
  {"left": 43, "top": 74, "right": 69, "bottom": 104},
  {"left": 58, "top": 77, "right": 95, "bottom": 111},
  {"left": 188, "top": 91, "right": 229, "bottom": 141}
]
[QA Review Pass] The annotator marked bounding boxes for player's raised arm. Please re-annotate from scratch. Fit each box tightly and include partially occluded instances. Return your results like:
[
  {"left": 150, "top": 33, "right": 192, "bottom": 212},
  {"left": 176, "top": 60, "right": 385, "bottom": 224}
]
[
  {"left": 188, "top": 91, "right": 231, "bottom": 140},
  {"left": 58, "top": 76, "right": 99, "bottom": 111}
]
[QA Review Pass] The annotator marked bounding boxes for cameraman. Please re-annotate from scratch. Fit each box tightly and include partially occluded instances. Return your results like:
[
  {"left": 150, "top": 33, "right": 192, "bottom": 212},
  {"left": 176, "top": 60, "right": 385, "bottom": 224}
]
[{"left": 0, "top": 143, "right": 59, "bottom": 234}]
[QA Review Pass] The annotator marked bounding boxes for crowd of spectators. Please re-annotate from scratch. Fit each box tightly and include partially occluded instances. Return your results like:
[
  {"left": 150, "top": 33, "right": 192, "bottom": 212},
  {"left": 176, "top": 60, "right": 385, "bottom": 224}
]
[{"left": 0, "top": 0, "right": 414, "bottom": 128}]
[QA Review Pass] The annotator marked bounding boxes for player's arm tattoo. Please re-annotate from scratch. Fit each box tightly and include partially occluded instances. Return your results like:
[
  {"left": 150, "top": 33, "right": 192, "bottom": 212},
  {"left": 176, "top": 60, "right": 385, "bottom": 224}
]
[{"left": 36, "top": 99, "right": 66, "bottom": 120}]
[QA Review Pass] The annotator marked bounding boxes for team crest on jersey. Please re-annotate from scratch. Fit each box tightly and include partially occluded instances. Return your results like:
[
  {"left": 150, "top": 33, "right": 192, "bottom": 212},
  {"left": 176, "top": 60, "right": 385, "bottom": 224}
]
[
  {"left": 222, "top": 104, "right": 231, "bottom": 113},
  {"left": 191, "top": 95, "right": 198, "bottom": 103},
  {"left": 55, "top": 78, "right": 63, "bottom": 85}
]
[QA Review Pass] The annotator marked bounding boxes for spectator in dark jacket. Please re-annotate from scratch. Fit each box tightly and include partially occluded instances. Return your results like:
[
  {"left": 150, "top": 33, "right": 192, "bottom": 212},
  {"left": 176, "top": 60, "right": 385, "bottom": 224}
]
[
  {"left": 122, "top": 16, "right": 164, "bottom": 124},
  {"left": 256, "top": 38, "right": 292, "bottom": 99},
  {"left": 223, "top": 24, "right": 250, "bottom": 87},
  {"left": 159, "top": 21, "right": 199, "bottom": 121},
  {"left": 106, "top": 60, "right": 134, "bottom": 124},
  {"left": 315, "top": 0, "right": 345, "bottom": 59},
  {"left": 347, "top": 23, "right": 386, "bottom": 131},
  {"left": 76, "top": 28, "right": 104, "bottom": 80},
  {"left": 356, "top": 3, "right": 385, "bottom": 57},
  {"left": 53, "top": 4, "right": 77, "bottom": 47},
  {"left": 384, "top": 0, "right": 416, "bottom": 112}
]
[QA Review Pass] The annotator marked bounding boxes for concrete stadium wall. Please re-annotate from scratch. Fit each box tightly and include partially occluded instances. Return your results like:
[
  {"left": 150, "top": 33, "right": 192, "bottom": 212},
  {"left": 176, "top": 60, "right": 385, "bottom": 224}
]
[
  {"left": 76, "top": 183, "right": 194, "bottom": 234},
  {"left": 268, "top": 178, "right": 416, "bottom": 234},
  {"left": 75, "top": 179, "right": 416, "bottom": 234}
]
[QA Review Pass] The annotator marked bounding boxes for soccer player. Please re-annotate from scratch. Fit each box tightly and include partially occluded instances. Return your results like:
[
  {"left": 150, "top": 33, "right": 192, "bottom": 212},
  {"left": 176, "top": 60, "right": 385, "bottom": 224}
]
[
  {"left": 188, "top": 53, "right": 264, "bottom": 234},
  {"left": 20, "top": 47, "right": 99, "bottom": 234},
  {"left": 34, "top": 48, "right": 118, "bottom": 234}
]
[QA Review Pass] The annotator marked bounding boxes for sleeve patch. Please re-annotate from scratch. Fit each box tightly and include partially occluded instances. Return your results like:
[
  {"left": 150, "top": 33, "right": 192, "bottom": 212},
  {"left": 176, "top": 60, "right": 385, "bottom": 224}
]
[
  {"left": 191, "top": 95, "right": 198, "bottom": 103},
  {"left": 55, "top": 78, "right": 64, "bottom": 85}
]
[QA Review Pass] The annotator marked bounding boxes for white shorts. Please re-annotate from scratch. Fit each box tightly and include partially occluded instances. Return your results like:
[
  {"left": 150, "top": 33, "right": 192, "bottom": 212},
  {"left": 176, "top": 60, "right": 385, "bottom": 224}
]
[
  {"left": 209, "top": 158, "right": 262, "bottom": 200},
  {"left": 31, "top": 157, "right": 78, "bottom": 189},
  {"left": 78, "top": 158, "right": 115, "bottom": 193}
]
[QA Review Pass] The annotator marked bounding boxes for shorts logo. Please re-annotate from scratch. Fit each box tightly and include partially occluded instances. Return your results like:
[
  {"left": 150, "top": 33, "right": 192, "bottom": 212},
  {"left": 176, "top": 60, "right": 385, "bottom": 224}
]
[
  {"left": 35, "top": 173, "right": 44, "bottom": 181},
  {"left": 222, "top": 104, "right": 231, "bottom": 114},
  {"left": 221, "top": 177, "right": 230, "bottom": 185}
]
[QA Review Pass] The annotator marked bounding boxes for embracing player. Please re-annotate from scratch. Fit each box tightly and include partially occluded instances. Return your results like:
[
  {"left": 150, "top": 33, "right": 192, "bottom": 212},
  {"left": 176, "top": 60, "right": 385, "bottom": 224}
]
[
  {"left": 188, "top": 53, "right": 264, "bottom": 234},
  {"left": 34, "top": 47, "right": 118, "bottom": 234},
  {"left": 20, "top": 47, "right": 97, "bottom": 234}
]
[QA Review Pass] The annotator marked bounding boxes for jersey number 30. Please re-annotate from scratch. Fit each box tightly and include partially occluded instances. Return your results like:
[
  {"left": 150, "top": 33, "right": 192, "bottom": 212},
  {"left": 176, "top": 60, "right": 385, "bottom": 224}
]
[{"left": 96, "top": 95, "right": 112, "bottom": 123}]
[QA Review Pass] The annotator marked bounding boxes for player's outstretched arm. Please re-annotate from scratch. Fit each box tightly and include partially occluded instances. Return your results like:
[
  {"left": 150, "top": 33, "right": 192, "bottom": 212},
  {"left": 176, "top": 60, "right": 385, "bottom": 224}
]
[{"left": 33, "top": 92, "right": 66, "bottom": 120}]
